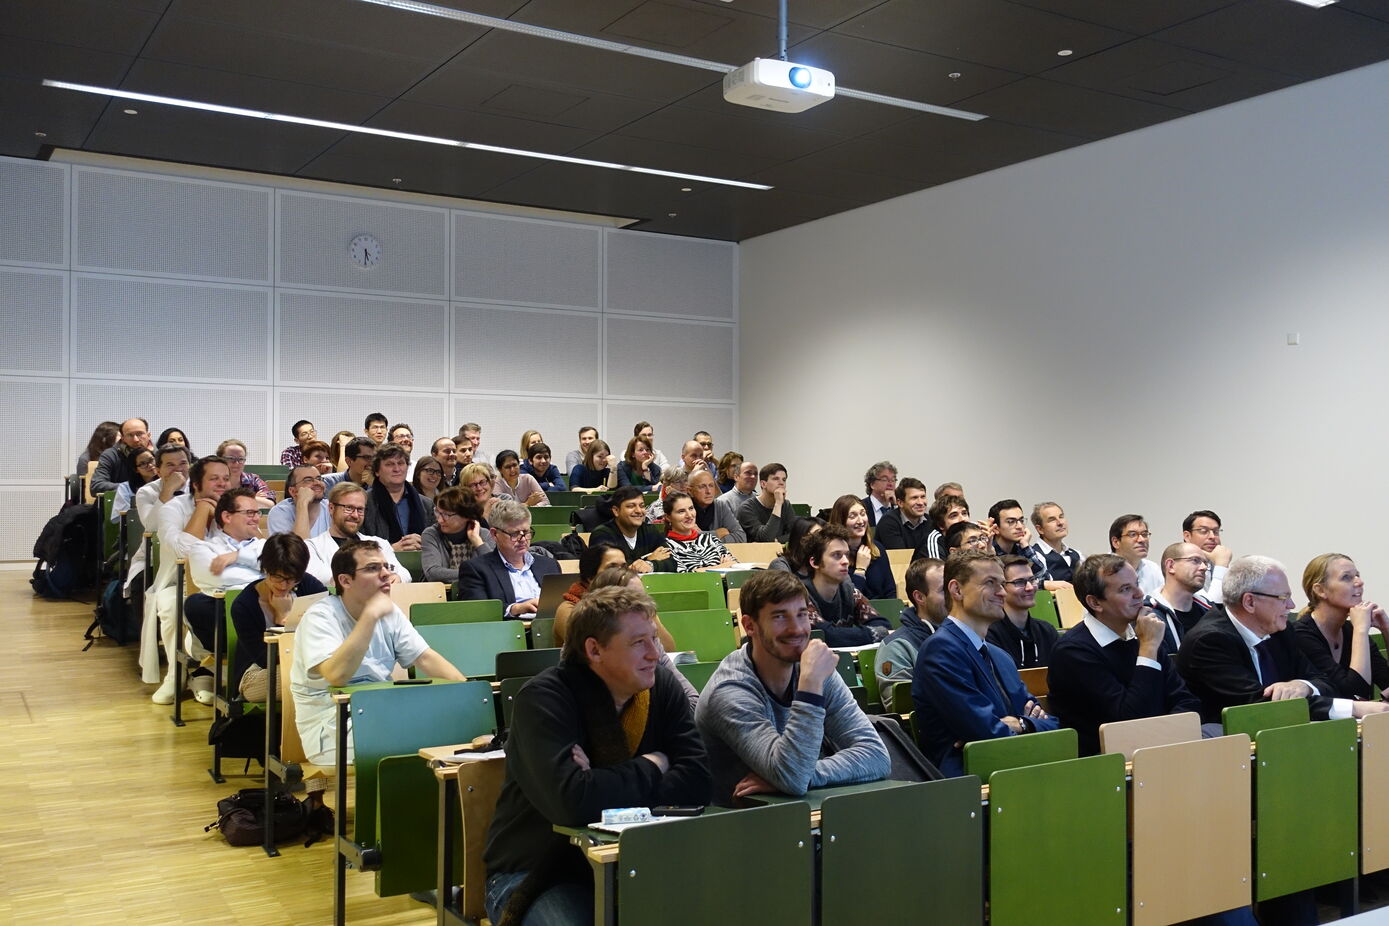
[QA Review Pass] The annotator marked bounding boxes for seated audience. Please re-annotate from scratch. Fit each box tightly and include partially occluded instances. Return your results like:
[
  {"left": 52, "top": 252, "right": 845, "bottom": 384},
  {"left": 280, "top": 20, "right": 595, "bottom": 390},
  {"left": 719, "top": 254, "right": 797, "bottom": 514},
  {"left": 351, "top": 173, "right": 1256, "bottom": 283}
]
[
  {"left": 364, "top": 412, "right": 389, "bottom": 445},
  {"left": 322, "top": 436, "right": 375, "bottom": 490},
  {"left": 327, "top": 430, "right": 355, "bottom": 471},
  {"left": 1293, "top": 553, "right": 1389, "bottom": 701},
  {"left": 482, "top": 585, "right": 709, "bottom": 924},
  {"left": 1110, "top": 513, "right": 1162, "bottom": 596},
  {"left": 230, "top": 532, "right": 326, "bottom": 700},
  {"left": 458, "top": 461, "right": 505, "bottom": 520},
  {"left": 716, "top": 451, "right": 743, "bottom": 493},
  {"left": 134, "top": 444, "right": 188, "bottom": 684},
  {"left": 875, "top": 477, "right": 931, "bottom": 551},
  {"left": 717, "top": 460, "right": 759, "bottom": 522},
  {"left": 387, "top": 424, "right": 415, "bottom": 477},
  {"left": 280, "top": 420, "right": 315, "bottom": 467},
  {"left": 645, "top": 466, "right": 688, "bottom": 522},
  {"left": 111, "top": 447, "right": 157, "bottom": 519},
  {"left": 912, "top": 552, "right": 1058, "bottom": 776},
  {"left": 430, "top": 437, "right": 459, "bottom": 486},
  {"left": 304, "top": 482, "right": 413, "bottom": 586},
  {"left": 875, "top": 558, "right": 946, "bottom": 700},
  {"left": 696, "top": 569, "right": 889, "bottom": 806},
  {"left": 1047, "top": 553, "right": 1203, "bottom": 755},
  {"left": 934, "top": 481, "right": 965, "bottom": 501},
  {"left": 494, "top": 450, "right": 548, "bottom": 506},
  {"left": 458, "top": 421, "right": 483, "bottom": 462},
  {"left": 861, "top": 461, "right": 898, "bottom": 527},
  {"left": 798, "top": 525, "right": 890, "bottom": 646},
  {"left": 412, "top": 456, "right": 445, "bottom": 502},
  {"left": 293, "top": 540, "right": 464, "bottom": 772},
  {"left": 687, "top": 467, "right": 744, "bottom": 542},
  {"left": 267, "top": 465, "right": 329, "bottom": 537},
  {"left": 362, "top": 442, "right": 433, "bottom": 552},
  {"left": 1029, "top": 501, "right": 1080, "bottom": 588},
  {"left": 77, "top": 420, "right": 120, "bottom": 474},
  {"left": 92, "top": 417, "right": 152, "bottom": 494},
  {"left": 563, "top": 425, "right": 598, "bottom": 476},
  {"left": 676, "top": 438, "right": 717, "bottom": 481},
  {"left": 988, "top": 498, "right": 1049, "bottom": 580},
  {"left": 218, "top": 439, "right": 275, "bottom": 503},
  {"left": 941, "top": 520, "right": 992, "bottom": 559},
  {"left": 918, "top": 493, "right": 971, "bottom": 561},
  {"left": 569, "top": 439, "right": 617, "bottom": 492},
  {"left": 457, "top": 500, "right": 562, "bottom": 618},
  {"left": 518, "top": 429, "right": 544, "bottom": 457},
  {"left": 555, "top": 543, "right": 630, "bottom": 642},
  {"left": 1145, "top": 542, "right": 1213, "bottom": 655},
  {"left": 737, "top": 463, "right": 796, "bottom": 543},
  {"left": 1183, "top": 509, "right": 1232, "bottom": 602},
  {"left": 662, "top": 491, "right": 736, "bottom": 573},
  {"left": 156, "top": 427, "right": 192, "bottom": 457},
  {"left": 580, "top": 564, "right": 697, "bottom": 708},
  {"left": 618, "top": 435, "right": 662, "bottom": 488},
  {"left": 420, "top": 486, "right": 492, "bottom": 582},
  {"left": 633, "top": 420, "right": 671, "bottom": 471},
  {"left": 521, "top": 441, "right": 565, "bottom": 492},
  {"left": 768, "top": 517, "right": 823, "bottom": 577},
  {"left": 985, "top": 555, "right": 1059, "bottom": 669},
  {"left": 186, "top": 488, "right": 268, "bottom": 702},
  {"left": 588, "top": 485, "right": 675, "bottom": 574},
  {"left": 827, "top": 494, "right": 895, "bottom": 599},
  {"left": 1177, "top": 555, "right": 1389, "bottom": 724},
  {"left": 301, "top": 440, "right": 333, "bottom": 475}
]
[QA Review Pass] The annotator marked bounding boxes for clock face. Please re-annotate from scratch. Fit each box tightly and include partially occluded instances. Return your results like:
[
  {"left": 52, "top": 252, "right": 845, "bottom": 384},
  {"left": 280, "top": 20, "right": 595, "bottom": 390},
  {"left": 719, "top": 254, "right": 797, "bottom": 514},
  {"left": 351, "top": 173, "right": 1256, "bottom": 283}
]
[{"left": 348, "top": 234, "right": 381, "bottom": 268}]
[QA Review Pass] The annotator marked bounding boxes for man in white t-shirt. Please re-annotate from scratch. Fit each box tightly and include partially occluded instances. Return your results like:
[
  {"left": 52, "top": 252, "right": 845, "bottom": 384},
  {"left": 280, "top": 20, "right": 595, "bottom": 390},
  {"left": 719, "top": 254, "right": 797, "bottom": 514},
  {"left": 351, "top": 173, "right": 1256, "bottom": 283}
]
[
  {"left": 292, "top": 540, "right": 464, "bottom": 772},
  {"left": 303, "top": 482, "right": 413, "bottom": 586}
]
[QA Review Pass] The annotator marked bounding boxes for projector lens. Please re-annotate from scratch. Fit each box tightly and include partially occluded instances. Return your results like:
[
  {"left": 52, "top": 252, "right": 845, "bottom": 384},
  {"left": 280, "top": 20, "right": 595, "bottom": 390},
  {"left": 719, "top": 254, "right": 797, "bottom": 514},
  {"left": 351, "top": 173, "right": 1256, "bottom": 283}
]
[{"left": 788, "top": 67, "right": 811, "bottom": 88}]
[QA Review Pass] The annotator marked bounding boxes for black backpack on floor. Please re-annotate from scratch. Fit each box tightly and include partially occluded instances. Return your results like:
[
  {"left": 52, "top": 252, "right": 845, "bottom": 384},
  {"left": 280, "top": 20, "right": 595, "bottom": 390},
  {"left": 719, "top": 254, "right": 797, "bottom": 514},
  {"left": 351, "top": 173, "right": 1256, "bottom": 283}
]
[{"left": 31, "top": 503, "right": 99, "bottom": 600}]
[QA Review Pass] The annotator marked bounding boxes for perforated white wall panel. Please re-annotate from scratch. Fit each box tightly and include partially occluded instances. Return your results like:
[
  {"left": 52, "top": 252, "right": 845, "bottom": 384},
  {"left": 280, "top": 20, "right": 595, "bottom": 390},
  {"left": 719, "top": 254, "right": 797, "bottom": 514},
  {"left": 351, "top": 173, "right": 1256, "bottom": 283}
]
[
  {"left": 453, "top": 213, "right": 602, "bottom": 310},
  {"left": 71, "top": 275, "right": 271, "bottom": 382},
  {"left": 276, "top": 390, "right": 449, "bottom": 461},
  {"left": 602, "top": 402, "right": 736, "bottom": 465},
  {"left": 604, "top": 317, "right": 735, "bottom": 402},
  {"left": 278, "top": 192, "right": 448, "bottom": 298},
  {"left": 451, "top": 395, "right": 601, "bottom": 466},
  {"left": 0, "top": 269, "right": 66, "bottom": 375},
  {"left": 0, "top": 488, "right": 63, "bottom": 560},
  {"left": 0, "top": 157, "right": 67, "bottom": 268},
  {"left": 452, "top": 303, "right": 601, "bottom": 397},
  {"left": 73, "top": 381, "right": 273, "bottom": 466},
  {"left": 73, "top": 168, "right": 271, "bottom": 282},
  {"left": 606, "top": 230, "right": 736, "bottom": 320},
  {"left": 277, "top": 291, "right": 449, "bottom": 389},
  {"left": 0, "top": 377, "right": 65, "bottom": 481}
]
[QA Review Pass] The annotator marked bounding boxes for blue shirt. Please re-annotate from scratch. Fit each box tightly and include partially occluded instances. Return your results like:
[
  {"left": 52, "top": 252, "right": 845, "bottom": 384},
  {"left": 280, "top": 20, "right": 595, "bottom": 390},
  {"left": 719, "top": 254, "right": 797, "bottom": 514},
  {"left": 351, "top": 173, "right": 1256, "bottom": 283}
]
[
  {"left": 501, "top": 551, "right": 542, "bottom": 617},
  {"left": 266, "top": 498, "right": 331, "bottom": 536}
]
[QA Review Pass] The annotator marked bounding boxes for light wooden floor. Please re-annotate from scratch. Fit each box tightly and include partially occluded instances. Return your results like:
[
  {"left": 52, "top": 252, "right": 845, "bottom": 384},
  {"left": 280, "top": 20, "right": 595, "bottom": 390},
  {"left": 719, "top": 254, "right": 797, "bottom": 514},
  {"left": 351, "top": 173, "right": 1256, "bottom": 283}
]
[{"left": 0, "top": 572, "right": 434, "bottom": 925}]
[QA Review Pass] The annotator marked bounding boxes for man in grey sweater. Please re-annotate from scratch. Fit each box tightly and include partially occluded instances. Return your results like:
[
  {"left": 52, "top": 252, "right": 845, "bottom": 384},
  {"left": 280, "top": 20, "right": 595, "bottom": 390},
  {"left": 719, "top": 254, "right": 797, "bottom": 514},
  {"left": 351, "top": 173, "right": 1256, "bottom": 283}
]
[{"left": 695, "top": 570, "right": 890, "bottom": 806}]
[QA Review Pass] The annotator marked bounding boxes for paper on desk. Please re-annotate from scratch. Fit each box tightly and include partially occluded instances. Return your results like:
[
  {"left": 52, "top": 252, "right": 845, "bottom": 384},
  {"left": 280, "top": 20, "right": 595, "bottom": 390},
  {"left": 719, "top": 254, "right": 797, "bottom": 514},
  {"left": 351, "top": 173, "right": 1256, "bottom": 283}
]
[
  {"left": 445, "top": 749, "right": 506, "bottom": 763},
  {"left": 588, "top": 817, "right": 684, "bottom": 834}
]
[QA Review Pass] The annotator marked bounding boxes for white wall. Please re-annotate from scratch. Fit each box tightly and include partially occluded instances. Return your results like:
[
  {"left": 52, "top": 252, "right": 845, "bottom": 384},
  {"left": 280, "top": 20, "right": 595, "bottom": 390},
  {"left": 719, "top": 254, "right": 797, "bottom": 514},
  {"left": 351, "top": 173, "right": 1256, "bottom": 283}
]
[
  {"left": 740, "top": 59, "right": 1389, "bottom": 601},
  {"left": 0, "top": 155, "right": 737, "bottom": 560}
]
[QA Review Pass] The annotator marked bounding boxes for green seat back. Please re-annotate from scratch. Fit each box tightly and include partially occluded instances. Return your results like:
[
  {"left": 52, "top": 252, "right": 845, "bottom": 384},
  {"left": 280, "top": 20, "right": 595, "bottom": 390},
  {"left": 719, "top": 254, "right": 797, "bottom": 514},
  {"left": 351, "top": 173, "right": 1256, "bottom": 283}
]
[
  {"left": 891, "top": 680, "right": 913, "bottom": 715},
  {"left": 244, "top": 464, "right": 286, "bottom": 478},
  {"left": 124, "top": 509, "right": 145, "bottom": 559},
  {"left": 1222, "top": 698, "right": 1310, "bottom": 739},
  {"left": 658, "top": 609, "right": 739, "bottom": 662},
  {"left": 495, "top": 647, "right": 560, "bottom": 680},
  {"left": 498, "top": 675, "right": 530, "bottom": 729},
  {"left": 649, "top": 589, "right": 709, "bottom": 613},
  {"left": 963, "top": 728, "right": 1078, "bottom": 781},
  {"left": 1253, "top": 717, "right": 1359, "bottom": 900},
  {"left": 531, "top": 616, "right": 557, "bottom": 649},
  {"left": 1029, "top": 588, "right": 1060, "bottom": 629},
  {"left": 866, "top": 599, "right": 903, "bottom": 629},
  {"left": 619, "top": 802, "right": 812, "bottom": 925},
  {"left": 641, "top": 572, "right": 725, "bottom": 609},
  {"left": 723, "top": 569, "right": 759, "bottom": 590},
  {"left": 376, "top": 754, "right": 459, "bottom": 896},
  {"left": 675, "top": 661, "right": 719, "bottom": 692},
  {"left": 1373, "top": 630, "right": 1387, "bottom": 658},
  {"left": 348, "top": 680, "right": 494, "bottom": 853},
  {"left": 856, "top": 647, "right": 881, "bottom": 708},
  {"left": 528, "top": 506, "right": 577, "bottom": 525},
  {"left": 531, "top": 523, "right": 571, "bottom": 542},
  {"left": 100, "top": 491, "right": 119, "bottom": 561},
  {"left": 411, "top": 600, "right": 503, "bottom": 625},
  {"left": 821, "top": 778, "right": 984, "bottom": 925},
  {"left": 989, "top": 753, "right": 1127, "bottom": 925},
  {"left": 791, "top": 503, "right": 811, "bottom": 516},
  {"left": 219, "top": 589, "right": 246, "bottom": 703},
  {"left": 394, "top": 550, "right": 424, "bottom": 582},
  {"left": 417, "top": 622, "right": 526, "bottom": 678},
  {"left": 835, "top": 651, "right": 858, "bottom": 688},
  {"left": 545, "top": 491, "right": 582, "bottom": 507}
]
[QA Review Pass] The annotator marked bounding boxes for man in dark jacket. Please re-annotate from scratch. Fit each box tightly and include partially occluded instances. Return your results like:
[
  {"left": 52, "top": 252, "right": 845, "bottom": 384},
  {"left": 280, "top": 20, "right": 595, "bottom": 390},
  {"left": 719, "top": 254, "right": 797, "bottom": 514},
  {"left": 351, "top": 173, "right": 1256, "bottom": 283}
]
[
  {"left": 91, "top": 417, "right": 151, "bottom": 494},
  {"left": 588, "top": 485, "right": 675, "bottom": 573},
  {"left": 457, "top": 500, "right": 560, "bottom": 618},
  {"left": 875, "top": 557, "right": 947, "bottom": 705},
  {"left": 483, "top": 585, "right": 710, "bottom": 924}
]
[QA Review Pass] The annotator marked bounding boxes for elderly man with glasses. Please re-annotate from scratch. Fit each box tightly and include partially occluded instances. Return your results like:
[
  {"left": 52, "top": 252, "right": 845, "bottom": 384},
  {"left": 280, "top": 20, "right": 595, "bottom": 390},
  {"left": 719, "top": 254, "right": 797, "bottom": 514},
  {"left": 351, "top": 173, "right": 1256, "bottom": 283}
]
[
  {"left": 303, "top": 482, "right": 413, "bottom": 587},
  {"left": 861, "top": 461, "right": 898, "bottom": 527},
  {"left": 457, "top": 499, "right": 561, "bottom": 619}
]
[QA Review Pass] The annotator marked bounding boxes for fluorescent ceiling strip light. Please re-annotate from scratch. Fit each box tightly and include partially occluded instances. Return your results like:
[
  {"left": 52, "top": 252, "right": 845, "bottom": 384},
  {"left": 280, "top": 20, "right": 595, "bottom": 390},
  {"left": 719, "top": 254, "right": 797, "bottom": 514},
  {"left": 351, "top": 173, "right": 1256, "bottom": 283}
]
[
  {"left": 356, "top": 0, "right": 988, "bottom": 122},
  {"left": 41, "top": 79, "right": 774, "bottom": 190}
]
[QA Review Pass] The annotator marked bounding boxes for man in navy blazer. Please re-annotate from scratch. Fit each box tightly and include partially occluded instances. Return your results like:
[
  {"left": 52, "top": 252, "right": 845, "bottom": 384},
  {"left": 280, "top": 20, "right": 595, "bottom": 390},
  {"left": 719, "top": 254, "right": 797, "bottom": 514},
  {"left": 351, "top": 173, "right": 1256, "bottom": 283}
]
[
  {"left": 861, "top": 461, "right": 897, "bottom": 527},
  {"left": 912, "top": 551, "right": 1058, "bottom": 776},
  {"left": 457, "top": 499, "right": 561, "bottom": 619}
]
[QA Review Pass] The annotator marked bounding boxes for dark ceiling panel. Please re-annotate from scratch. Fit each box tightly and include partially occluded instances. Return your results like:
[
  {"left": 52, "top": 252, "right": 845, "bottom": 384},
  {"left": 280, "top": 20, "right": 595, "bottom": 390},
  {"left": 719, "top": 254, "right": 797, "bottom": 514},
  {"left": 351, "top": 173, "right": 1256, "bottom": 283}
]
[
  {"left": 837, "top": 0, "right": 1135, "bottom": 74},
  {"left": 788, "top": 31, "right": 1025, "bottom": 104},
  {"left": 1005, "top": 0, "right": 1240, "bottom": 36},
  {"left": 1045, "top": 38, "right": 1300, "bottom": 111},
  {"left": 687, "top": 0, "right": 889, "bottom": 30},
  {"left": 361, "top": 99, "right": 603, "bottom": 153},
  {"left": 300, "top": 136, "right": 535, "bottom": 199},
  {"left": 564, "top": 134, "right": 781, "bottom": 182},
  {"left": 0, "top": 77, "right": 109, "bottom": 157},
  {"left": 141, "top": 14, "right": 446, "bottom": 96},
  {"left": 741, "top": 154, "right": 925, "bottom": 203},
  {"left": 1154, "top": 0, "right": 1389, "bottom": 79},
  {"left": 958, "top": 77, "right": 1187, "bottom": 138},
  {"left": 613, "top": 104, "right": 848, "bottom": 161},
  {"left": 0, "top": 34, "right": 134, "bottom": 85},
  {"left": 1340, "top": 0, "right": 1389, "bottom": 26},
  {"left": 122, "top": 59, "right": 392, "bottom": 123},
  {"left": 676, "top": 82, "right": 913, "bottom": 138},
  {"left": 3, "top": 0, "right": 162, "bottom": 56},
  {"left": 480, "top": 159, "right": 716, "bottom": 219}
]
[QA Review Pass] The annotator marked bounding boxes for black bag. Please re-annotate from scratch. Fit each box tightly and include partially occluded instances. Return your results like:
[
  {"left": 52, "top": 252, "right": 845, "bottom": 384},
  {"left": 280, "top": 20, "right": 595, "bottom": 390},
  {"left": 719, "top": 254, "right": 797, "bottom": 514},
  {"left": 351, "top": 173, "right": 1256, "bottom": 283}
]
[
  {"left": 867, "top": 714, "right": 944, "bottom": 782},
  {"left": 206, "top": 788, "right": 309, "bottom": 847},
  {"left": 208, "top": 711, "right": 267, "bottom": 761},
  {"left": 31, "top": 503, "right": 99, "bottom": 599},
  {"left": 87, "top": 578, "right": 142, "bottom": 646},
  {"left": 558, "top": 529, "right": 587, "bottom": 558}
]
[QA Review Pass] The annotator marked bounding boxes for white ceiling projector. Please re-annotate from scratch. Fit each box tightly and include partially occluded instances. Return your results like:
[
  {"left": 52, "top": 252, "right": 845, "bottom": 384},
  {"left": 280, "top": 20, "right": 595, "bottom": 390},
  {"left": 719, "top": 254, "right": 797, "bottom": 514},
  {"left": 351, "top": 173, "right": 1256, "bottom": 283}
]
[{"left": 723, "top": 57, "right": 836, "bottom": 113}]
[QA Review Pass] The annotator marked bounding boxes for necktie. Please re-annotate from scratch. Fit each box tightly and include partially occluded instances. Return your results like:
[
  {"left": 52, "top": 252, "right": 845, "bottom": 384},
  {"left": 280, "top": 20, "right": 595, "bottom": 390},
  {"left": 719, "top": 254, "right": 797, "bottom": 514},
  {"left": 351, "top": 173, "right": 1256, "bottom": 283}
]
[
  {"left": 979, "top": 644, "right": 1010, "bottom": 703},
  {"left": 1255, "top": 639, "right": 1279, "bottom": 686}
]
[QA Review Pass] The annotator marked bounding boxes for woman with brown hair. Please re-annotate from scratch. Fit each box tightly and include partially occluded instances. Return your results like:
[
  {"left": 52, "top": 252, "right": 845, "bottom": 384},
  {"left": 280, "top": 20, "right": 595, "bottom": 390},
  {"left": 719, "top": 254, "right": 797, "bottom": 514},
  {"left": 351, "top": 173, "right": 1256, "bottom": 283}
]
[{"left": 827, "top": 493, "right": 896, "bottom": 599}]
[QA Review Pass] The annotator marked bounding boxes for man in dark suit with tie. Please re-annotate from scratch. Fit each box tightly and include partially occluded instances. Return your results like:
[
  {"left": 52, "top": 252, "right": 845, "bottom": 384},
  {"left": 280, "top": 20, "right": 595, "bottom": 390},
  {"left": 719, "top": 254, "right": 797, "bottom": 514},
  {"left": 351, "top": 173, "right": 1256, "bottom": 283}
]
[
  {"left": 1176, "top": 555, "right": 1389, "bottom": 724},
  {"left": 1047, "top": 554, "right": 1202, "bottom": 755},
  {"left": 457, "top": 499, "right": 561, "bottom": 619},
  {"left": 860, "top": 461, "right": 897, "bottom": 527},
  {"left": 911, "top": 551, "right": 1058, "bottom": 776}
]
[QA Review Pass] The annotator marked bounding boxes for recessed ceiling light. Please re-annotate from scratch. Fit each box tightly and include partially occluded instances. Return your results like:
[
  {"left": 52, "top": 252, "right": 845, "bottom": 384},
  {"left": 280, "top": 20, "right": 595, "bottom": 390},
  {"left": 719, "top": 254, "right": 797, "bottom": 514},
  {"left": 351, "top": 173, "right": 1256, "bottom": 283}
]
[
  {"left": 1286, "top": 0, "right": 1336, "bottom": 6},
  {"left": 43, "top": 79, "right": 774, "bottom": 191},
  {"left": 680, "top": 187, "right": 692, "bottom": 192},
  {"left": 34, "top": 131, "right": 47, "bottom": 138},
  {"left": 123, "top": 108, "right": 138, "bottom": 114},
  {"left": 667, "top": 212, "right": 678, "bottom": 217},
  {"left": 391, "top": 177, "right": 403, "bottom": 184},
  {"left": 1057, "top": 49, "right": 1073, "bottom": 57},
  {"left": 947, "top": 72, "right": 962, "bottom": 80}
]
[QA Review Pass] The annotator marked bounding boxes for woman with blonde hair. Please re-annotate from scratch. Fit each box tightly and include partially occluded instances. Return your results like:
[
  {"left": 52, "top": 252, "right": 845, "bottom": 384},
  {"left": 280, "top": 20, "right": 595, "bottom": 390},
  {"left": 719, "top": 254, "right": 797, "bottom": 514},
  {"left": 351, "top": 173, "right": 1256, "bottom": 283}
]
[
  {"left": 217, "top": 439, "right": 276, "bottom": 504},
  {"left": 568, "top": 439, "right": 617, "bottom": 493},
  {"left": 518, "top": 429, "right": 545, "bottom": 457},
  {"left": 328, "top": 430, "right": 356, "bottom": 471},
  {"left": 1293, "top": 553, "right": 1389, "bottom": 700}
]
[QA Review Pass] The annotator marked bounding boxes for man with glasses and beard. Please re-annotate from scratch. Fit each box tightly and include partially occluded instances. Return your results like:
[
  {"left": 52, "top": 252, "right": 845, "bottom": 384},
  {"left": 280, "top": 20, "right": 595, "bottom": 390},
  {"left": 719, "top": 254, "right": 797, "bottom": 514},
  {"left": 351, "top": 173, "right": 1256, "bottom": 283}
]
[{"left": 304, "top": 482, "right": 413, "bottom": 586}]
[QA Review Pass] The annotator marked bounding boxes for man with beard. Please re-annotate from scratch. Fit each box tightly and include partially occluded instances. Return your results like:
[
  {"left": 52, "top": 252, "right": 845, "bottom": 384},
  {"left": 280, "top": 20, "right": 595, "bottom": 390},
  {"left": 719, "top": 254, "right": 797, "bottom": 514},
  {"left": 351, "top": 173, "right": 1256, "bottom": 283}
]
[
  {"left": 696, "top": 569, "right": 888, "bottom": 806},
  {"left": 304, "top": 482, "right": 413, "bottom": 586},
  {"left": 266, "top": 464, "right": 329, "bottom": 537}
]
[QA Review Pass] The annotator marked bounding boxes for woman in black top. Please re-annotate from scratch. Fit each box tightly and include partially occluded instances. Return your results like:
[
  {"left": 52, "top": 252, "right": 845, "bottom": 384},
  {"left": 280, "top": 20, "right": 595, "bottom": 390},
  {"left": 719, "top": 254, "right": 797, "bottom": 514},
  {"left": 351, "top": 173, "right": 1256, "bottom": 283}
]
[
  {"left": 617, "top": 436, "right": 661, "bottom": 488},
  {"left": 1293, "top": 553, "right": 1389, "bottom": 700},
  {"left": 230, "top": 533, "right": 326, "bottom": 700}
]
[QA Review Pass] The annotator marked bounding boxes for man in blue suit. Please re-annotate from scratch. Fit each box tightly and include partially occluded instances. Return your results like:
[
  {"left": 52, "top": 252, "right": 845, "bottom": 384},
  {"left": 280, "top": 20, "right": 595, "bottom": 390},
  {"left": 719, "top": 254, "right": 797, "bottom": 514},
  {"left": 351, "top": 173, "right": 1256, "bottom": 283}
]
[
  {"left": 912, "top": 551, "right": 1057, "bottom": 776},
  {"left": 457, "top": 499, "right": 561, "bottom": 618}
]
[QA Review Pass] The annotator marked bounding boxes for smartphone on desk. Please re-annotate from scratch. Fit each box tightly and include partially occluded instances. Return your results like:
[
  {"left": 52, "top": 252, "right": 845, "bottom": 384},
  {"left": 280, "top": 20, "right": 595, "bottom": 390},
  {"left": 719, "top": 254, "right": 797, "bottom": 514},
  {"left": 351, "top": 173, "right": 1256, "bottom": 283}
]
[{"left": 651, "top": 805, "right": 704, "bottom": 817}]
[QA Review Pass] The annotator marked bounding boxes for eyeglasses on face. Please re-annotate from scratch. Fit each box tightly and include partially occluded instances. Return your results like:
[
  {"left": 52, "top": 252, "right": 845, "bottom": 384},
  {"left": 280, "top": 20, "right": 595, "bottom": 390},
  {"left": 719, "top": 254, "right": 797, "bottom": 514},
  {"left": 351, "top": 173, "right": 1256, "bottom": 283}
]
[
  {"left": 354, "top": 562, "right": 396, "bottom": 576},
  {"left": 331, "top": 503, "right": 366, "bottom": 515},
  {"left": 494, "top": 527, "right": 534, "bottom": 542}
]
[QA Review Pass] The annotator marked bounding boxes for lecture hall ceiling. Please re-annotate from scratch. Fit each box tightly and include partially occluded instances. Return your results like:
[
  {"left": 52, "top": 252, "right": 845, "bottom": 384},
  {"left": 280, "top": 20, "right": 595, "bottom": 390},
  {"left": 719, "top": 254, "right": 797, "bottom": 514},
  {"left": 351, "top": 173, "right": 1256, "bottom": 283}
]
[{"left": 6, "top": 0, "right": 1389, "bottom": 240}]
